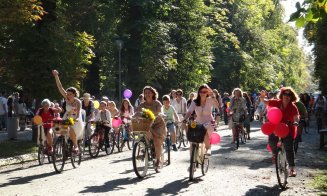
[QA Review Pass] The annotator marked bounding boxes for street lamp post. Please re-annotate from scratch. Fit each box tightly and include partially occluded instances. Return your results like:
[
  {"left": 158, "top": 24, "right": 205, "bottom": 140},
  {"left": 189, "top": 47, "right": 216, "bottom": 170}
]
[{"left": 115, "top": 39, "right": 123, "bottom": 104}]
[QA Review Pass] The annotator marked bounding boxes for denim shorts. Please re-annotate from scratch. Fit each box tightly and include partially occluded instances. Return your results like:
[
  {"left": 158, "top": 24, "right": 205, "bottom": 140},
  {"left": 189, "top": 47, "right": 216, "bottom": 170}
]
[{"left": 166, "top": 122, "right": 176, "bottom": 133}]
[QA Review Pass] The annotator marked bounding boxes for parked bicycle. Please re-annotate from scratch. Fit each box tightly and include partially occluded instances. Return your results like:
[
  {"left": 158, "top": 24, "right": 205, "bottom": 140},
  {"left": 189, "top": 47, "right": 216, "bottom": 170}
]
[
  {"left": 52, "top": 119, "right": 82, "bottom": 173},
  {"left": 88, "top": 121, "right": 113, "bottom": 158}
]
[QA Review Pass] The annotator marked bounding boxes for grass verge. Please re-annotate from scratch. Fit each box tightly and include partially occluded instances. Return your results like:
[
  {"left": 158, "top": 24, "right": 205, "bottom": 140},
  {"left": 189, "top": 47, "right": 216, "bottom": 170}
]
[
  {"left": 0, "top": 140, "right": 37, "bottom": 159},
  {"left": 312, "top": 156, "right": 327, "bottom": 193}
]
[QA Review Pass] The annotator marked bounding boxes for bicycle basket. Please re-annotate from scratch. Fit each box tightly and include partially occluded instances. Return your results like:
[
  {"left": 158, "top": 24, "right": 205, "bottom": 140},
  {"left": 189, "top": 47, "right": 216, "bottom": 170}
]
[
  {"left": 187, "top": 123, "right": 207, "bottom": 143},
  {"left": 131, "top": 117, "right": 153, "bottom": 132}
]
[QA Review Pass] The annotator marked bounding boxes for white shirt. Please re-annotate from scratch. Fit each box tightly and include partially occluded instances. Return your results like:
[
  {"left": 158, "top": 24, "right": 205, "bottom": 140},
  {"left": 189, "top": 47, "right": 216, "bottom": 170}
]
[
  {"left": 171, "top": 97, "right": 187, "bottom": 115},
  {"left": 0, "top": 97, "right": 8, "bottom": 115}
]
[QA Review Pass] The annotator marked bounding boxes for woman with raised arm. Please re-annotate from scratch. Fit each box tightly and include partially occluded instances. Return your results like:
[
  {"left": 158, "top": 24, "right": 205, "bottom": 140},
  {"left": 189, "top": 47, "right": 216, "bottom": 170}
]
[
  {"left": 52, "top": 70, "right": 84, "bottom": 152},
  {"left": 260, "top": 87, "right": 299, "bottom": 177}
]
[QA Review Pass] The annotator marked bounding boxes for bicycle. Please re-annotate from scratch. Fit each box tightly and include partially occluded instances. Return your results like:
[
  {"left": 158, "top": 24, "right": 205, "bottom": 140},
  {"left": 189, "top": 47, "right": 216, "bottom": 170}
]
[
  {"left": 36, "top": 123, "right": 53, "bottom": 165},
  {"left": 118, "top": 123, "right": 133, "bottom": 151},
  {"left": 131, "top": 116, "right": 168, "bottom": 178},
  {"left": 316, "top": 108, "right": 323, "bottom": 133},
  {"left": 275, "top": 122, "right": 298, "bottom": 189},
  {"left": 176, "top": 123, "right": 189, "bottom": 148},
  {"left": 186, "top": 121, "right": 209, "bottom": 181},
  {"left": 164, "top": 123, "right": 172, "bottom": 165},
  {"left": 88, "top": 121, "right": 114, "bottom": 158},
  {"left": 233, "top": 121, "right": 246, "bottom": 149},
  {"left": 52, "top": 119, "right": 82, "bottom": 173}
]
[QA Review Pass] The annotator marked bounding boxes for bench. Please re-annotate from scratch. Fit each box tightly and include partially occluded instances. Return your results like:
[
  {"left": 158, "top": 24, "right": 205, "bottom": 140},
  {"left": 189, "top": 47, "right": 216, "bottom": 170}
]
[{"left": 319, "top": 129, "right": 327, "bottom": 149}]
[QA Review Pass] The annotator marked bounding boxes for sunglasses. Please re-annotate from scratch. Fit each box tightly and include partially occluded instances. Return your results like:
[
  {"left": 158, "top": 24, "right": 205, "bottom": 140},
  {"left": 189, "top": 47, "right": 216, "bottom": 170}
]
[
  {"left": 176, "top": 93, "right": 182, "bottom": 96},
  {"left": 199, "top": 91, "right": 208, "bottom": 94},
  {"left": 283, "top": 93, "right": 292, "bottom": 97}
]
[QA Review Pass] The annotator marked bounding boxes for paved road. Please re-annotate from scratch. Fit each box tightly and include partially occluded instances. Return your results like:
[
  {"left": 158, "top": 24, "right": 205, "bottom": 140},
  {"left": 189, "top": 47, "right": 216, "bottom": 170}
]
[{"left": 0, "top": 121, "right": 324, "bottom": 196}]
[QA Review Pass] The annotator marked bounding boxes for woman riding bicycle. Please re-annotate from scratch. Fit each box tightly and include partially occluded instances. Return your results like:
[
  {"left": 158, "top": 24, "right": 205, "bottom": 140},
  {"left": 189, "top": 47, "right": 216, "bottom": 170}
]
[
  {"left": 94, "top": 101, "right": 112, "bottom": 143},
  {"left": 229, "top": 88, "right": 248, "bottom": 143},
  {"left": 36, "top": 99, "right": 62, "bottom": 153},
  {"left": 120, "top": 98, "right": 134, "bottom": 126},
  {"left": 183, "top": 84, "right": 219, "bottom": 156},
  {"left": 260, "top": 87, "right": 299, "bottom": 177},
  {"left": 135, "top": 86, "right": 167, "bottom": 171},
  {"left": 52, "top": 70, "right": 84, "bottom": 153}
]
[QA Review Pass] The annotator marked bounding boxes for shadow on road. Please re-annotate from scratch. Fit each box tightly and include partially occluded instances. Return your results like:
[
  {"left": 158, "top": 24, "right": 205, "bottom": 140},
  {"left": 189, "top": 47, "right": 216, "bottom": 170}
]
[
  {"left": 0, "top": 171, "right": 57, "bottom": 188},
  {"left": 0, "top": 164, "right": 41, "bottom": 175},
  {"left": 80, "top": 175, "right": 154, "bottom": 193},
  {"left": 145, "top": 177, "right": 202, "bottom": 196},
  {"left": 245, "top": 185, "right": 285, "bottom": 196}
]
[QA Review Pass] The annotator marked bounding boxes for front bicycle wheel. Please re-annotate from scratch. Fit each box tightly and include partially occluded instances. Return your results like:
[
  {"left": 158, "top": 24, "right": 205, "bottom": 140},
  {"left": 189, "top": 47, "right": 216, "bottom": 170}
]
[
  {"left": 132, "top": 141, "right": 149, "bottom": 178},
  {"left": 52, "top": 137, "right": 65, "bottom": 173},
  {"left": 89, "top": 133, "right": 100, "bottom": 158},
  {"left": 189, "top": 144, "right": 197, "bottom": 181},
  {"left": 71, "top": 141, "right": 82, "bottom": 168},
  {"left": 275, "top": 148, "right": 288, "bottom": 189},
  {"left": 165, "top": 137, "right": 171, "bottom": 165},
  {"left": 182, "top": 129, "right": 189, "bottom": 147},
  {"left": 201, "top": 156, "right": 209, "bottom": 175},
  {"left": 38, "top": 145, "right": 45, "bottom": 165}
]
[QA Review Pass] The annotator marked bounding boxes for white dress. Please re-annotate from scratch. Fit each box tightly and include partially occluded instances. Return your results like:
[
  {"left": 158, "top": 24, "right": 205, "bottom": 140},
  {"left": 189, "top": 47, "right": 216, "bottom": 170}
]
[{"left": 63, "top": 99, "right": 84, "bottom": 140}]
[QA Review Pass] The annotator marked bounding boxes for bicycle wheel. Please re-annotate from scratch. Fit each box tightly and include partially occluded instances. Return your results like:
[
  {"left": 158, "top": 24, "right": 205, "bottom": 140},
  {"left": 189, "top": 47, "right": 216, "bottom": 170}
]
[
  {"left": 71, "top": 141, "right": 82, "bottom": 168},
  {"left": 89, "top": 133, "right": 100, "bottom": 158},
  {"left": 294, "top": 138, "right": 299, "bottom": 154},
  {"left": 38, "top": 145, "right": 45, "bottom": 165},
  {"left": 132, "top": 141, "right": 149, "bottom": 178},
  {"left": 52, "top": 137, "right": 65, "bottom": 173},
  {"left": 176, "top": 128, "right": 182, "bottom": 149},
  {"left": 165, "top": 137, "right": 171, "bottom": 165},
  {"left": 115, "top": 131, "right": 121, "bottom": 152},
  {"left": 242, "top": 130, "right": 247, "bottom": 144},
  {"left": 104, "top": 132, "right": 114, "bottom": 155},
  {"left": 182, "top": 129, "right": 189, "bottom": 147},
  {"left": 235, "top": 129, "right": 240, "bottom": 149},
  {"left": 107, "top": 132, "right": 115, "bottom": 154},
  {"left": 201, "top": 156, "right": 209, "bottom": 175},
  {"left": 275, "top": 148, "right": 288, "bottom": 189},
  {"left": 189, "top": 144, "right": 197, "bottom": 181}
]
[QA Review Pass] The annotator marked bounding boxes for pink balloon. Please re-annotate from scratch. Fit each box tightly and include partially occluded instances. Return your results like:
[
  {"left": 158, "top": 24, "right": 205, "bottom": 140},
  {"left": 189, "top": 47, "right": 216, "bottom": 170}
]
[
  {"left": 267, "top": 144, "right": 272, "bottom": 152},
  {"left": 261, "top": 122, "right": 276, "bottom": 135},
  {"left": 112, "top": 118, "right": 122, "bottom": 128},
  {"left": 123, "top": 89, "right": 132, "bottom": 99},
  {"left": 210, "top": 132, "right": 221, "bottom": 144},
  {"left": 274, "top": 123, "right": 289, "bottom": 138},
  {"left": 267, "top": 107, "right": 282, "bottom": 124}
]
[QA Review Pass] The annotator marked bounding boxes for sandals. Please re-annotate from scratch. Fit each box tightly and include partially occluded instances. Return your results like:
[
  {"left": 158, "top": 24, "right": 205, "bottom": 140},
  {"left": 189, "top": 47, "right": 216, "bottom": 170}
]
[{"left": 289, "top": 168, "right": 297, "bottom": 177}]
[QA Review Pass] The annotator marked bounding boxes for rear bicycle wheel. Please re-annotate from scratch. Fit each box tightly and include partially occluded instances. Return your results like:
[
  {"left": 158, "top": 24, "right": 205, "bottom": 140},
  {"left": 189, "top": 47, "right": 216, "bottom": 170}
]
[
  {"left": 132, "top": 141, "right": 148, "bottom": 178},
  {"left": 189, "top": 144, "right": 197, "bottom": 181},
  {"left": 52, "top": 137, "right": 65, "bottom": 173},
  {"left": 71, "top": 141, "right": 82, "bottom": 168},
  {"left": 89, "top": 133, "right": 100, "bottom": 158},
  {"left": 275, "top": 148, "right": 288, "bottom": 189}
]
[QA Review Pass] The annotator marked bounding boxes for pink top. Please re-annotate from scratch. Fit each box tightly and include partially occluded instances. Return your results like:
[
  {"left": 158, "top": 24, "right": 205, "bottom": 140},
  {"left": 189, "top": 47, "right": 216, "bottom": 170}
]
[{"left": 188, "top": 97, "right": 215, "bottom": 124}]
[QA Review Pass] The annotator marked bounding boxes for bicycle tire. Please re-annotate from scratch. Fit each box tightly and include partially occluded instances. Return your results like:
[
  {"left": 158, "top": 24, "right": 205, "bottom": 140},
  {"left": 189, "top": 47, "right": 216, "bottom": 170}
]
[
  {"left": 166, "top": 137, "right": 171, "bottom": 165},
  {"left": 243, "top": 130, "right": 247, "bottom": 143},
  {"left": 52, "top": 137, "right": 65, "bottom": 173},
  {"left": 108, "top": 132, "right": 115, "bottom": 154},
  {"left": 189, "top": 144, "right": 197, "bottom": 181},
  {"left": 201, "top": 157, "right": 209, "bottom": 175},
  {"left": 176, "top": 128, "right": 182, "bottom": 149},
  {"left": 38, "top": 145, "right": 45, "bottom": 165},
  {"left": 132, "top": 141, "right": 148, "bottom": 178},
  {"left": 275, "top": 148, "right": 288, "bottom": 189},
  {"left": 71, "top": 141, "right": 82, "bottom": 168},
  {"left": 294, "top": 139, "right": 299, "bottom": 154},
  {"left": 89, "top": 133, "right": 100, "bottom": 158}
]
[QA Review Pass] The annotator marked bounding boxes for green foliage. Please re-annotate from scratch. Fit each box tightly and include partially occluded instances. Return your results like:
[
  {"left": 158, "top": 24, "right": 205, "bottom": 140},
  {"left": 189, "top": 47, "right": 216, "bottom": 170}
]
[{"left": 290, "top": 0, "right": 327, "bottom": 28}]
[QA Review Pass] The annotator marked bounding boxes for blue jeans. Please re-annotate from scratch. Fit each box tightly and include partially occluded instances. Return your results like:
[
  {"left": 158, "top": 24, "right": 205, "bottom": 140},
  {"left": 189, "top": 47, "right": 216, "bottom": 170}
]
[{"left": 0, "top": 114, "right": 7, "bottom": 130}]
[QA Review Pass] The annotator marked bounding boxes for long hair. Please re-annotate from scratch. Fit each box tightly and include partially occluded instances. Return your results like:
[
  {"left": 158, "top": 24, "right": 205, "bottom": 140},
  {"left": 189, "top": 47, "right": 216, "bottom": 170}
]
[
  {"left": 120, "top": 98, "right": 133, "bottom": 113},
  {"left": 143, "top": 86, "right": 159, "bottom": 100},
  {"left": 277, "top": 87, "right": 299, "bottom": 102},
  {"left": 194, "top": 84, "right": 210, "bottom": 106}
]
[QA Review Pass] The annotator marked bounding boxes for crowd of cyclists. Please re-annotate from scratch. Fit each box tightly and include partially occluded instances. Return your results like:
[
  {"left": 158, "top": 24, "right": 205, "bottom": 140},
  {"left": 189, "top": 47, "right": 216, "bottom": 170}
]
[{"left": 1, "top": 70, "right": 326, "bottom": 180}]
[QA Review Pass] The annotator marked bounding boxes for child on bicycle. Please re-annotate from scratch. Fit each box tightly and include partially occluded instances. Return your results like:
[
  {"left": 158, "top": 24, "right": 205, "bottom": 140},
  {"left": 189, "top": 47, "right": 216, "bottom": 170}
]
[
  {"left": 36, "top": 99, "right": 62, "bottom": 153},
  {"left": 162, "top": 95, "right": 180, "bottom": 151},
  {"left": 94, "top": 101, "right": 112, "bottom": 142}
]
